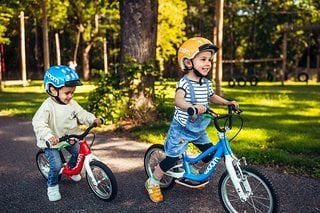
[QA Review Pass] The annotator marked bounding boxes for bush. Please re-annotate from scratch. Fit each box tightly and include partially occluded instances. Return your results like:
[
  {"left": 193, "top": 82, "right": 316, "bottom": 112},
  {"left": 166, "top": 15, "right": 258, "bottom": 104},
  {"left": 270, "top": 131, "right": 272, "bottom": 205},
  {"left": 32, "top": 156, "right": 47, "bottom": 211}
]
[
  {"left": 88, "top": 60, "right": 165, "bottom": 125},
  {"left": 88, "top": 69, "right": 130, "bottom": 124}
]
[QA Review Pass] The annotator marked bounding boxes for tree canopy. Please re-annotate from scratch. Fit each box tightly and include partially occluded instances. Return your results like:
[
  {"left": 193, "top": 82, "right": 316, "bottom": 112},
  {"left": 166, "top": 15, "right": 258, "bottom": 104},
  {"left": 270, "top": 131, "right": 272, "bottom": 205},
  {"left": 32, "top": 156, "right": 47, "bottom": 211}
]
[{"left": 0, "top": 0, "right": 319, "bottom": 80}]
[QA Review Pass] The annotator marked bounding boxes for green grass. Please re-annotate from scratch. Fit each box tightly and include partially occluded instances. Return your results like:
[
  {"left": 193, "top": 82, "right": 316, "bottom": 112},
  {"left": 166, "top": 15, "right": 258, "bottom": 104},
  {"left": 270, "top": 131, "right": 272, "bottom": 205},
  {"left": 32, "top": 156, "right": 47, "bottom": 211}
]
[
  {"left": 232, "top": 82, "right": 320, "bottom": 178},
  {"left": 1, "top": 80, "right": 319, "bottom": 178},
  {"left": 0, "top": 81, "right": 95, "bottom": 119},
  {"left": 134, "top": 81, "right": 320, "bottom": 178}
]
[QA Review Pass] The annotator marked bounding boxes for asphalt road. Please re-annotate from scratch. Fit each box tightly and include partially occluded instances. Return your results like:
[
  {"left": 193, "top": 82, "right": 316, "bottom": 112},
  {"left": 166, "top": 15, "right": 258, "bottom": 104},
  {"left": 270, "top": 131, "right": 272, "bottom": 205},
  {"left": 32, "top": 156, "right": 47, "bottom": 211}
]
[{"left": 0, "top": 115, "right": 319, "bottom": 212}]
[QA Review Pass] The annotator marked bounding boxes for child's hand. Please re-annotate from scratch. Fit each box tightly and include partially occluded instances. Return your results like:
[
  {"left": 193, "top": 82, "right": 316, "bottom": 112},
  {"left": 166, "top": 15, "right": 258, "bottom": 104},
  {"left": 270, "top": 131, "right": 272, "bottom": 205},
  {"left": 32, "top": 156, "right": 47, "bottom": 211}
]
[
  {"left": 228, "top": 100, "right": 239, "bottom": 109},
  {"left": 194, "top": 104, "right": 207, "bottom": 114},
  {"left": 93, "top": 118, "right": 104, "bottom": 126},
  {"left": 48, "top": 136, "right": 59, "bottom": 146}
]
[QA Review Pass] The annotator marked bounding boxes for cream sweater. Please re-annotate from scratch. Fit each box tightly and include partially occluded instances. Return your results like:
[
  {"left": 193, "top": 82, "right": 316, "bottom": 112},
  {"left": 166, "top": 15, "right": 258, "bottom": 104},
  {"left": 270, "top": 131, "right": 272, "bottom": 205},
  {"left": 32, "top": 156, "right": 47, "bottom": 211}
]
[{"left": 32, "top": 97, "right": 96, "bottom": 148}]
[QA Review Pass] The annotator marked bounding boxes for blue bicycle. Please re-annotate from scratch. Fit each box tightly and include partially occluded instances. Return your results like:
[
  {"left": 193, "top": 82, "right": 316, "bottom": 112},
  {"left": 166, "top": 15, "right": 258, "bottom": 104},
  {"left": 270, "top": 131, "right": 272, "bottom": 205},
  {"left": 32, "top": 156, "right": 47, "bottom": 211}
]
[{"left": 144, "top": 105, "right": 278, "bottom": 212}]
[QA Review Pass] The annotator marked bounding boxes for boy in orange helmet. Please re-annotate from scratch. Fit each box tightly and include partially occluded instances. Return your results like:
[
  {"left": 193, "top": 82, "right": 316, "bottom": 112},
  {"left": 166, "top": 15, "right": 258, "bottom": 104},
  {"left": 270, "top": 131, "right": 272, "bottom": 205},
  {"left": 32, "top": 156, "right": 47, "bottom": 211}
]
[{"left": 145, "top": 37, "right": 239, "bottom": 203}]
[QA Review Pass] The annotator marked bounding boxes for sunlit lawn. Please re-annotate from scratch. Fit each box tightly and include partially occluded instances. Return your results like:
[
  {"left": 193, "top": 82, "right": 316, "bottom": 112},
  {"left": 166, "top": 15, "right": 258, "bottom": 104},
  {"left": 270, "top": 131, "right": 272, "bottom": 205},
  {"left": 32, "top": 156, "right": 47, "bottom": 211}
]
[
  {"left": 0, "top": 81, "right": 95, "bottom": 119},
  {"left": 223, "top": 82, "right": 319, "bottom": 176},
  {"left": 0, "top": 80, "right": 319, "bottom": 178},
  {"left": 136, "top": 81, "right": 320, "bottom": 178}
]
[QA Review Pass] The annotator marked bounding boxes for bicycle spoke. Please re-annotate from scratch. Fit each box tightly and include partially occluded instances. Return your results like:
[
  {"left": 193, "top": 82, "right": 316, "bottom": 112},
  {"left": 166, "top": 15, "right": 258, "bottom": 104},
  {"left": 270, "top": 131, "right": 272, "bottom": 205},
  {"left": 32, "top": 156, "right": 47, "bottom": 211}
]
[{"left": 219, "top": 166, "right": 277, "bottom": 213}]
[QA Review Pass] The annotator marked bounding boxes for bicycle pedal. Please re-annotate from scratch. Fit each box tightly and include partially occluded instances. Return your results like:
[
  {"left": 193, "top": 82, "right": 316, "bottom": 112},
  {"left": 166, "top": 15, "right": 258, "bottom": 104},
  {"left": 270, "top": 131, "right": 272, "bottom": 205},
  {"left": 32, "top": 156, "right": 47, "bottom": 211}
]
[{"left": 175, "top": 179, "right": 209, "bottom": 189}]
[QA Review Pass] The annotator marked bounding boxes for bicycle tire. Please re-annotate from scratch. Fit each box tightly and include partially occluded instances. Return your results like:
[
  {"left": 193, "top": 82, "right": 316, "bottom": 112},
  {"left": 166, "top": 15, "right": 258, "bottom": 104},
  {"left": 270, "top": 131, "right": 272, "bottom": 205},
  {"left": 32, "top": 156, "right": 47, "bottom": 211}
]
[
  {"left": 228, "top": 78, "right": 236, "bottom": 87},
  {"left": 237, "top": 76, "right": 247, "bottom": 87},
  {"left": 86, "top": 160, "right": 118, "bottom": 201},
  {"left": 218, "top": 165, "right": 279, "bottom": 213},
  {"left": 36, "top": 150, "right": 62, "bottom": 181},
  {"left": 297, "top": 72, "right": 309, "bottom": 82},
  {"left": 144, "top": 144, "right": 175, "bottom": 190},
  {"left": 249, "top": 75, "right": 259, "bottom": 86},
  {"left": 267, "top": 71, "right": 274, "bottom": 82}
]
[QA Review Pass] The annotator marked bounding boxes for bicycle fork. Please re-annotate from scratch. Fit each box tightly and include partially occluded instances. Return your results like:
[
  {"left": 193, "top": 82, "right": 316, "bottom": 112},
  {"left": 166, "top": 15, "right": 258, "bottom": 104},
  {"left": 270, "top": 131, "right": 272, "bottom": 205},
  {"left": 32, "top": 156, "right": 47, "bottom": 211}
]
[
  {"left": 84, "top": 154, "right": 101, "bottom": 187},
  {"left": 225, "top": 154, "right": 252, "bottom": 202}
]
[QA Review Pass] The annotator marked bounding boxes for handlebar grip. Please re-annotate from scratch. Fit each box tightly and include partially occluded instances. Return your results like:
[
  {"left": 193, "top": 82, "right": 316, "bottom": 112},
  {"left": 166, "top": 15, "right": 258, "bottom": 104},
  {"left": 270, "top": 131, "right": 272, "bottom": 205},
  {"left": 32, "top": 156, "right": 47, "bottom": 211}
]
[
  {"left": 99, "top": 118, "right": 105, "bottom": 125},
  {"left": 45, "top": 141, "right": 51, "bottom": 148},
  {"left": 187, "top": 107, "right": 198, "bottom": 116},
  {"left": 228, "top": 104, "right": 242, "bottom": 114}
]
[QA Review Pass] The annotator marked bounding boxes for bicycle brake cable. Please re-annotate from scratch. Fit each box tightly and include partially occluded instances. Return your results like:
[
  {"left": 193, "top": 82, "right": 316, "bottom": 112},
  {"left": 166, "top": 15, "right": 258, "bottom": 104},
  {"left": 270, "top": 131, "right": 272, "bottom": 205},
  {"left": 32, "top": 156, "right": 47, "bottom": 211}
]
[
  {"left": 228, "top": 115, "right": 243, "bottom": 142},
  {"left": 88, "top": 132, "right": 96, "bottom": 147}
]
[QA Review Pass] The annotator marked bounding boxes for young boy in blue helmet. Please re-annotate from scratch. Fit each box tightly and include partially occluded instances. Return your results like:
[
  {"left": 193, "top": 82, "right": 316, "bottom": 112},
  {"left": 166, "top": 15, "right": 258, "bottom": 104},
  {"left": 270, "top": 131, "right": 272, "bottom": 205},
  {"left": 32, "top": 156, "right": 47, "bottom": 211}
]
[
  {"left": 32, "top": 65, "right": 103, "bottom": 202},
  {"left": 145, "top": 37, "right": 239, "bottom": 203}
]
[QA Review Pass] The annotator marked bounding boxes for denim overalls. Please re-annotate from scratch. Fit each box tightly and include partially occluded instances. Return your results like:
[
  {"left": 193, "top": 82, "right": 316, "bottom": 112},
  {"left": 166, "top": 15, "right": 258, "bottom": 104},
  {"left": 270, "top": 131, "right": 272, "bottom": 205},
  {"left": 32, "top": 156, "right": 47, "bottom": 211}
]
[{"left": 164, "top": 77, "right": 212, "bottom": 157}]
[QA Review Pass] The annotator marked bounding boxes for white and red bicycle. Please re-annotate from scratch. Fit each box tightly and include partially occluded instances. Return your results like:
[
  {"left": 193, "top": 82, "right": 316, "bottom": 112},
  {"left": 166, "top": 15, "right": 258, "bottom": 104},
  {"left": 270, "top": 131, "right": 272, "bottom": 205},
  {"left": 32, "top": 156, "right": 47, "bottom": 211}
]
[{"left": 36, "top": 123, "right": 117, "bottom": 201}]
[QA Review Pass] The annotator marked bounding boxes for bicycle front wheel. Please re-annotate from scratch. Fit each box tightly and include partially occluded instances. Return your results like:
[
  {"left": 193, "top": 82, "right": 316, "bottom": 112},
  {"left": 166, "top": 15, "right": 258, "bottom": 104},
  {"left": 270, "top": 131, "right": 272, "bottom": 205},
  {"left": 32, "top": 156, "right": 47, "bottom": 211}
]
[
  {"left": 144, "top": 144, "right": 175, "bottom": 190},
  {"left": 218, "top": 166, "right": 279, "bottom": 213},
  {"left": 86, "top": 160, "right": 118, "bottom": 201},
  {"left": 36, "top": 149, "right": 62, "bottom": 181}
]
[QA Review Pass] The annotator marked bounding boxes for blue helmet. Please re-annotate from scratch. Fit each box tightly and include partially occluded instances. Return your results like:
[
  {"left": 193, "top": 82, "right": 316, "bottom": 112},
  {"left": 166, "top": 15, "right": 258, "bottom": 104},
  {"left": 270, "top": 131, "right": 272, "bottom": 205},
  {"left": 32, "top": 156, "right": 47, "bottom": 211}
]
[{"left": 44, "top": 65, "right": 82, "bottom": 93}]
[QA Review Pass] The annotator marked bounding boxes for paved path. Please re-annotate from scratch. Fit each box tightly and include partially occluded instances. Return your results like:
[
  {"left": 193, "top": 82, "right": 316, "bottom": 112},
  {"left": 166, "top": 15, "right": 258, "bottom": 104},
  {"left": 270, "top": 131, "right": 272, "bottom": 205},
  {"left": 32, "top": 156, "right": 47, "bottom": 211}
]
[{"left": 0, "top": 115, "right": 319, "bottom": 212}]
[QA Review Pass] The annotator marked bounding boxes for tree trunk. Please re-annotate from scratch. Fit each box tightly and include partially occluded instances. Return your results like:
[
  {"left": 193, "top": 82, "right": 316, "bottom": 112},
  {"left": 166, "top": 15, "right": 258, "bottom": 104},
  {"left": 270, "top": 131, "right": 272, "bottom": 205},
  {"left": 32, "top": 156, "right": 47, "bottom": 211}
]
[
  {"left": 120, "top": 0, "right": 158, "bottom": 63},
  {"left": 214, "top": 0, "right": 223, "bottom": 96},
  {"left": 103, "top": 37, "right": 108, "bottom": 73},
  {"left": 42, "top": 0, "right": 50, "bottom": 71},
  {"left": 81, "top": 15, "right": 98, "bottom": 81},
  {"left": 82, "top": 43, "right": 92, "bottom": 80},
  {"left": 55, "top": 32, "right": 61, "bottom": 65},
  {"left": 20, "top": 11, "right": 27, "bottom": 86},
  {"left": 74, "top": 27, "right": 82, "bottom": 64},
  {"left": 0, "top": 45, "right": 2, "bottom": 92},
  {"left": 119, "top": 0, "right": 158, "bottom": 123}
]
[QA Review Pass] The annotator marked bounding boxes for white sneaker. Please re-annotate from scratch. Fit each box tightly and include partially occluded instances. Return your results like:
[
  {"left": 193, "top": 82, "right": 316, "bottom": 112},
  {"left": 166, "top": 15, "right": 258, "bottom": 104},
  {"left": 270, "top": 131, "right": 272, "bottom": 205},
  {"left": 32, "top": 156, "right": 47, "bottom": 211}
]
[
  {"left": 47, "top": 185, "right": 61, "bottom": 202},
  {"left": 71, "top": 174, "right": 81, "bottom": 182}
]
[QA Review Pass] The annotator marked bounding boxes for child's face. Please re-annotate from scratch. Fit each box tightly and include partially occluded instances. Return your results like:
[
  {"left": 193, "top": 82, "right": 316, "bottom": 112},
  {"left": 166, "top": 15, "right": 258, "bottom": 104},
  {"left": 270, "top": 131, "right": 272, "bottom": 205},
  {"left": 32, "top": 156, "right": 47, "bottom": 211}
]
[
  {"left": 192, "top": 51, "right": 212, "bottom": 76},
  {"left": 57, "top": 86, "right": 76, "bottom": 104}
]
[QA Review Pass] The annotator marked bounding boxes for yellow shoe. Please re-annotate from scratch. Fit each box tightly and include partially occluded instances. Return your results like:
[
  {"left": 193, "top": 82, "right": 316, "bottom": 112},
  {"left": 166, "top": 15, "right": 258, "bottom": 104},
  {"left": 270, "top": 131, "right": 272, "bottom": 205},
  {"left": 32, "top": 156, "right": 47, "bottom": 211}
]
[{"left": 145, "top": 180, "right": 163, "bottom": 203}]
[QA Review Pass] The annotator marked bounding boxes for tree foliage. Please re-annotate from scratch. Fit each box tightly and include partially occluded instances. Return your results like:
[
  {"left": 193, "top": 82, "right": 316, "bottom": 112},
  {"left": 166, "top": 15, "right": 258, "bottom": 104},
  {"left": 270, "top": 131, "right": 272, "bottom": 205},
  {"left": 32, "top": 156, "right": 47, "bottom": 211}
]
[
  {"left": 68, "top": 0, "right": 119, "bottom": 80},
  {"left": 223, "top": 0, "right": 320, "bottom": 78},
  {"left": 0, "top": 2, "right": 14, "bottom": 44},
  {"left": 157, "top": 0, "right": 187, "bottom": 73},
  {"left": 1, "top": 0, "right": 319, "bottom": 78},
  {"left": 0, "top": 0, "right": 319, "bottom": 122}
]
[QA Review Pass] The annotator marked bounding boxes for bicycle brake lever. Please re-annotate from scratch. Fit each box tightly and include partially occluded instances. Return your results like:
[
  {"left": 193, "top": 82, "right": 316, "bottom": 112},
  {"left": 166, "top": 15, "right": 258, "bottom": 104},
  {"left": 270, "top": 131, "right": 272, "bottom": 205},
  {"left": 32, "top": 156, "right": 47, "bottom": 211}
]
[
  {"left": 233, "top": 107, "right": 243, "bottom": 114},
  {"left": 228, "top": 104, "right": 243, "bottom": 115}
]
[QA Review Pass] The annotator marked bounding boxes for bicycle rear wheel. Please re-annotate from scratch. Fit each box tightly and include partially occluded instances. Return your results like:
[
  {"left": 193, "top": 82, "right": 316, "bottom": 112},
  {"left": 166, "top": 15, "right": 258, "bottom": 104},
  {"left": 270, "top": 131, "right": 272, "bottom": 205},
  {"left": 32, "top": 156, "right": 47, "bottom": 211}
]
[
  {"left": 144, "top": 144, "right": 175, "bottom": 190},
  {"left": 36, "top": 150, "right": 62, "bottom": 181},
  {"left": 218, "top": 166, "right": 279, "bottom": 213},
  {"left": 86, "top": 160, "right": 118, "bottom": 201}
]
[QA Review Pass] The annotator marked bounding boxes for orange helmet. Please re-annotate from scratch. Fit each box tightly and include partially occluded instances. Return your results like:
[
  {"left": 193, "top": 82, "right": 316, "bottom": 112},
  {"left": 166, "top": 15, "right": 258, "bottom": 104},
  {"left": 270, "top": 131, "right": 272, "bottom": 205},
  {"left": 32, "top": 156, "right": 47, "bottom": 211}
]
[{"left": 177, "top": 37, "right": 219, "bottom": 71}]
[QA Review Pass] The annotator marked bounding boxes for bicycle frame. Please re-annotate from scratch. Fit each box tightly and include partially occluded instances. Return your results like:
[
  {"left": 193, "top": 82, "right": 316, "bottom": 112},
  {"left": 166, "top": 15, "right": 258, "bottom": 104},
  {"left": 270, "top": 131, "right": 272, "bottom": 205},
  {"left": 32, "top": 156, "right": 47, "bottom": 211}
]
[
  {"left": 37, "top": 123, "right": 118, "bottom": 202},
  {"left": 166, "top": 129, "right": 252, "bottom": 201},
  {"left": 60, "top": 139, "right": 101, "bottom": 187}
]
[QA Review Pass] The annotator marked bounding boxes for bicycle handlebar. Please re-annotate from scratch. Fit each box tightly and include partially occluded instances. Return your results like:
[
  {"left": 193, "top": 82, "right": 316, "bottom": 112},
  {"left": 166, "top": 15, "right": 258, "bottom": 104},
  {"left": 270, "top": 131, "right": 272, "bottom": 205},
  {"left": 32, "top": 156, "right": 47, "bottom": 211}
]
[
  {"left": 213, "top": 105, "right": 242, "bottom": 132},
  {"left": 45, "top": 122, "right": 98, "bottom": 148},
  {"left": 187, "top": 107, "right": 198, "bottom": 117},
  {"left": 187, "top": 105, "right": 242, "bottom": 133}
]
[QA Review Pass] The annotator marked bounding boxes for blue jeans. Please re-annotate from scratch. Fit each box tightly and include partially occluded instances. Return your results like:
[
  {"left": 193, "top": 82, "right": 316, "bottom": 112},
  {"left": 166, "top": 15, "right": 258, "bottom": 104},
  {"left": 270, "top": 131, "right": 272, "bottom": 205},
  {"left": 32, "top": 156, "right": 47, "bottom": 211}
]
[
  {"left": 44, "top": 143, "right": 80, "bottom": 187},
  {"left": 164, "top": 119, "right": 211, "bottom": 157}
]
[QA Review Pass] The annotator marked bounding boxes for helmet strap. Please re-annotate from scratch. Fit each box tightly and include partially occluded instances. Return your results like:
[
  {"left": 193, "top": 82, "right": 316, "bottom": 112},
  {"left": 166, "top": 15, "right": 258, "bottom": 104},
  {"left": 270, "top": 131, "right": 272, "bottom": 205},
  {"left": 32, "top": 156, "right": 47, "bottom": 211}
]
[
  {"left": 193, "top": 68, "right": 205, "bottom": 78},
  {"left": 48, "top": 86, "right": 66, "bottom": 105},
  {"left": 190, "top": 60, "right": 205, "bottom": 85},
  {"left": 54, "top": 96, "right": 66, "bottom": 105}
]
